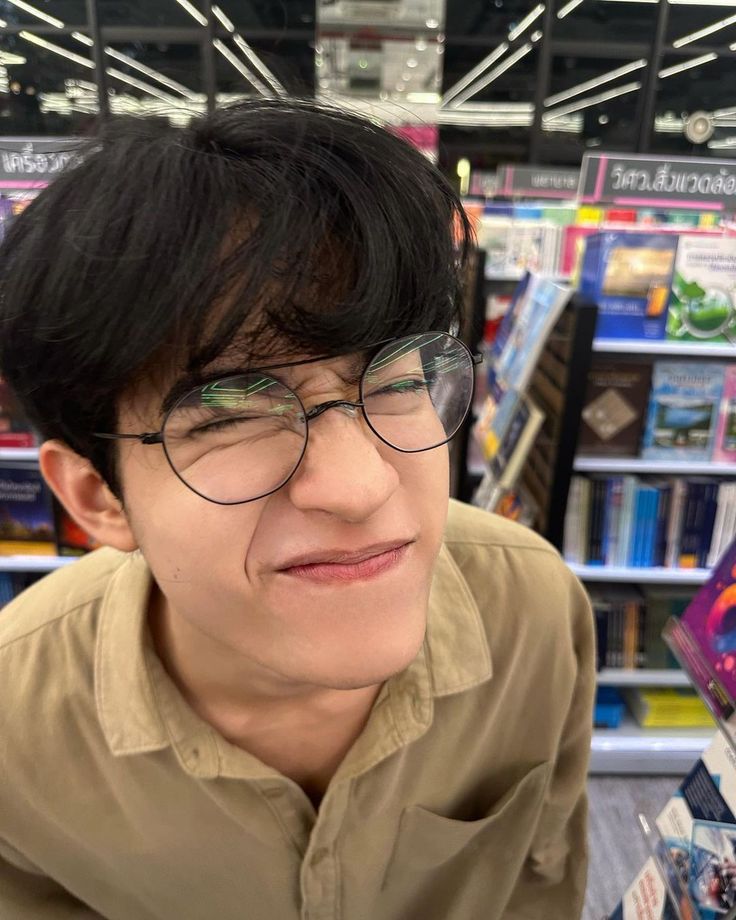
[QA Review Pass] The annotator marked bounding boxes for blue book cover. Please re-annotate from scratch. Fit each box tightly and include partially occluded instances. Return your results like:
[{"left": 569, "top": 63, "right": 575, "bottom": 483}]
[
  {"left": 0, "top": 464, "right": 55, "bottom": 555},
  {"left": 631, "top": 487, "right": 647, "bottom": 567},
  {"left": 642, "top": 362, "right": 725, "bottom": 461},
  {"left": 580, "top": 231, "right": 679, "bottom": 340}
]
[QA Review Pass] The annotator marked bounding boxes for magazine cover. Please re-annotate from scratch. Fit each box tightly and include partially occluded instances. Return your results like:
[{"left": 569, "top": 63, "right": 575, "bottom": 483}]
[
  {"left": 610, "top": 730, "right": 736, "bottom": 920},
  {"left": 714, "top": 367, "right": 736, "bottom": 464},
  {"left": 642, "top": 362, "right": 725, "bottom": 461},
  {"left": 665, "top": 538, "right": 736, "bottom": 734},
  {"left": 667, "top": 236, "right": 736, "bottom": 345},
  {"left": 493, "top": 277, "right": 570, "bottom": 394}
]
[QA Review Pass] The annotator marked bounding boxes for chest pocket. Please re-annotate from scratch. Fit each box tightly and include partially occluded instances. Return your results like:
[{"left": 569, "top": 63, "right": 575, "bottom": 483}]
[{"left": 380, "top": 761, "right": 553, "bottom": 919}]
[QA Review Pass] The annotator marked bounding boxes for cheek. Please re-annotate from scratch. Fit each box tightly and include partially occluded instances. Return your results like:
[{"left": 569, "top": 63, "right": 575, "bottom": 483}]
[{"left": 121, "top": 446, "right": 262, "bottom": 594}]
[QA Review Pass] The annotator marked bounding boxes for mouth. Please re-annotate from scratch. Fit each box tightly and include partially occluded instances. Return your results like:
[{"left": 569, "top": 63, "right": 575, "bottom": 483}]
[{"left": 277, "top": 540, "right": 413, "bottom": 584}]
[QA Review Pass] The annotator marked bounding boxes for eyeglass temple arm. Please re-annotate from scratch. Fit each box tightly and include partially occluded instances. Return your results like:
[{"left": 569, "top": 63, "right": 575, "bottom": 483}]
[{"left": 93, "top": 432, "right": 164, "bottom": 445}]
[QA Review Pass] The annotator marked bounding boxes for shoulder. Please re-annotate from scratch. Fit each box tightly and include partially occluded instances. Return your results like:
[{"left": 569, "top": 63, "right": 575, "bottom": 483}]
[
  {"left": 0, "top": 546, "right": 129, "bottom": 651},
  {"left": 444, "top": 498, "right": 561, "bottom": 557},
  {"left": 443, "top": 500, "right": 592, "bottom": 647}
]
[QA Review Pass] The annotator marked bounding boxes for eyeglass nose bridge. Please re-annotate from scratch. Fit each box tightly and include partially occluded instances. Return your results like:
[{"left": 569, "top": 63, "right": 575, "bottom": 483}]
[{"left": 304, "top": 399, "right": 366, "bottom": 423}]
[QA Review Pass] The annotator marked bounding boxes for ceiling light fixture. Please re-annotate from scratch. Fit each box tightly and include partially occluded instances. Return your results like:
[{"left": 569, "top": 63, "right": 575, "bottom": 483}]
[
  {"left": 105, "top": 67, "right": 181, "bottom": 104},
  {"left": 426, "top": 18, "right": 439, "bottom": 28},
  {"left": 415, "top": 39, "right": 427, "bottom": 51},
  {"left": 233, "top": 34, "right": 286, "bottom": 96},
  {"left": 19, "top": 31, "right": 94, "bottom": 68},
  {"left": 673, "top": 12, "right": 736, "bottom": 46},
  {"left": 407, "top": 58, "right": 418, "bottom": 67},
  {"left": 658, "top": 52, "right": 717, "bottom": 77},
  {"left": 557, "top": 0, "right": 584, "bottom": 17},
  {"left": 212, "top": 5, "right": 235, "bottom": 33},
  {"left": 508, "top": 4, "right": 545, "bottom": 42},
  {"left": 449, "top": 42, "right": 534, "bottom": 107},
  {"left": 71, "top": 31, "right": 94, "bottom": 46},
  {"left": 104, "top": 47, "right": 198, "bottom": 99},
  {"left": 173, "top": 0, "right": 208, "bottom": 27},
  {"left": 545, "top": 59, "right": 647, "bottom": 107},
  {"left": 0, "top": 51, "right": 25, "bottom": 64},
  {"left": 531, "top": 30, "right": 543, "bottom": 41},
  {"left": 4, "top": 0, "right": 63, "bottom": 28},
  {"left": 441, "top": 41, "right": 509, "bottom": 106},
  {"left": 406, "top": 91, "right": 441, "bottom": 103},
  {"left": 544, "top": 80, "right": 641, "bottom": 120},
  {"left": 669, "top": 0, "right": 736, "bottom": 5},
  {"left": 213, "top": 38, "right": 271, "bottom": 96}
]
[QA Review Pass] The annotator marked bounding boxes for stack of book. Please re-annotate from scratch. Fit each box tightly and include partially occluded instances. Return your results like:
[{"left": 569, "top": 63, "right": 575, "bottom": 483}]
[{"left": 623, "top": 687, "right": 713, "bottom": 729}]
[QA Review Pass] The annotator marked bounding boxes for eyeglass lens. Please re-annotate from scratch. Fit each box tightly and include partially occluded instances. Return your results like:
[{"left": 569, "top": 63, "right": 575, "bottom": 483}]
[{"left": 161, "top": 332, "right": 474, "bottom": 504}]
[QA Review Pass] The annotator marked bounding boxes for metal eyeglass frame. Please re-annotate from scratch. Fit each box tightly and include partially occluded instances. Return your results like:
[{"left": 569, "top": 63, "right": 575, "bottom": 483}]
[{"left": 93, "top": 332, "right": 483, "bottom": 505}]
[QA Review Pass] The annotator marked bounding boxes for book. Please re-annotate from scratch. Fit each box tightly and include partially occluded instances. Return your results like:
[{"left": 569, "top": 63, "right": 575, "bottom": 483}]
[
  {"left": 642, "top": 361, "right": 725, "bottom": 461},
  {"left": 0, "top": 377, "right": 36, "bottom": 448},
  {"left": 623, "top": 687, "right": 714, "bottom": 728},
  {"left": 714, "top": 366, "right": 736, "bottom": 464},
  {"left": 667, "top": 235, "right": 736, "bottom": 344},
  {"left": 53, "top": 503, "right": 99, "bottom": 557},
  {"left": 579, "top": 231, "right": 679, "bottom": 340},
  {"left": 666, "top": 539, "right": 736, "bottom": 734},
  {"left": 578, "top": 361, "right": 652, "bottom": 457},
  {"left": 0, "top": 463, "right": 55, "bottom": 555}
]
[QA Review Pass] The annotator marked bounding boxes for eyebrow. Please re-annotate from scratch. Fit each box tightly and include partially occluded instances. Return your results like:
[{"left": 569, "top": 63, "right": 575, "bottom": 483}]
[{"left": 159, "top": 351, "right": 369, "bottom": 417}]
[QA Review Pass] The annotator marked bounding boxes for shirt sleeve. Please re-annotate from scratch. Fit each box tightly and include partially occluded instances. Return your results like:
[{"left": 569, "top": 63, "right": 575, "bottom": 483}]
[
  {"left": 502, "top": 566, "right": 596, "bottom": 919},
  {"left": 0, "top": 837, "right": 104, "bottom": 918}
]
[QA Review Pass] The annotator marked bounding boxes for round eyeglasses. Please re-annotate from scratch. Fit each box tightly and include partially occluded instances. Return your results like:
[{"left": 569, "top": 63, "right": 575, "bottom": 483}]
[{"left": 95, "top": 332, "right": 481, "bottom": 505}]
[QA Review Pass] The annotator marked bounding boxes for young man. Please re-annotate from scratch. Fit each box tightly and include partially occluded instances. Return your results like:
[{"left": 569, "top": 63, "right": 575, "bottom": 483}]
[{"left": 0, "top": 100, "right": 595, "bottom": 919}]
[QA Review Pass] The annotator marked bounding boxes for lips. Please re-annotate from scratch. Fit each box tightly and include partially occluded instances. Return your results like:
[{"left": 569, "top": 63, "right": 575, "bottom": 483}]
[{"left": 277, "top": 539, "right": 414, "bottom": 571}]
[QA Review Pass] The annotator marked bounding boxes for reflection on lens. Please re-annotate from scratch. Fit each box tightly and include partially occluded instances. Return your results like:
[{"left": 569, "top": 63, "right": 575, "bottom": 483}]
[
  {"left": 162, "top": 374, "right": 307, "bottom": 504},
  {"left": 361, "top": 333, "right": 473, "bottom": 452}
]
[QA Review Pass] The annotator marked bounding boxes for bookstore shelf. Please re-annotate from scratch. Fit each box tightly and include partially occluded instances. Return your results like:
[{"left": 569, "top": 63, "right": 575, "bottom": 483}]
[
  {"left": 568, "top": 563, "right": 711, "bottom": 584},
  {"left": 0, "top": 447, "right": 40, "bottom": 461},
  {"left": 596, "top": 668, "right": 691, "bottom": 688},
  {"left": 592, "top": 338, "right": 736, "bottom": 358},
  {"left": 590, "top": 715, "right": 712, "bottom": 774},
  {"left": 0, "top": 555, "right": 75, "bottom": 572},
  {"left": 573, "top": 457, "right": 736, "bottom": 476}
]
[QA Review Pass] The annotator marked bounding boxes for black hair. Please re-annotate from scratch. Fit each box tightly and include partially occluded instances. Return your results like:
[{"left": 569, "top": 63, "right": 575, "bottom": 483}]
[{"left": 0, "top": 98, "right": 472, "bottom": 494}]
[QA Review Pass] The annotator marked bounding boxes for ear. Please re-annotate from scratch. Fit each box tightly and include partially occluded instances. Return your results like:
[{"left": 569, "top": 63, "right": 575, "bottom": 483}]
[{"left": 39, "top": 440, "right": 138, "bottom": 553}]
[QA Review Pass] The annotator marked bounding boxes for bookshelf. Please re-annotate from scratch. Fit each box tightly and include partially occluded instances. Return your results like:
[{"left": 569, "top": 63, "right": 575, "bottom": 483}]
[
  {"left": 596, "top": 668, "right": 691, "bottom": 688},
  {"left": 590, "top": 716, "right": 712, "bottom": 775},
  {"left": 0, "top": 555, "right": 74, "bottom": 572},
  {"left": 568, "top": 564, "right": 710, "bottom": 585},
  {"left": 593, "top": 338, "right": 736, "bottom": 358},
  {"left": 574, "top": 457, "right": 736, "bottom": 476}
]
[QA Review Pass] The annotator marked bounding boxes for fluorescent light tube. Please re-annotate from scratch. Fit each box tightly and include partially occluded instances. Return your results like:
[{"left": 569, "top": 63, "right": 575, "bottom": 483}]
[
  {"left": 71, "top": 32, "right": 94, "bottom": 46},
  {"left": 232, "top": 34, "right": 285, "bottom": 95},
  {"left": 508, "top": 3, "right": 544, "bottom": 42},
  {"left": 441, "top": 41, "right": 508, "bottom": 106},
  {"left": 19, "top": 31, "right": 94, "bottom": 68},
  {"left": 213, "top": 39, "right": 271, "bottom": 96},
  {"left": 545, "top": 59, "right": 646, "bottom": 107},
  {"left": 212, "top": 5, "right": 235, "bottom": 33},
  {"left": 673, "top": 12, "right": 736, "bottom": 47},
  {"left": 544, "top": 80, "right": 641, "bottom": 120},
  {"left": 4, "top": 0, "right": 63, "bottom": 28},
  {"left": 105, "top": 66, "right": 180, "bottom": 104},
  {"left": 658, "top": 52, "right": 717, "bottom": 77},
  {"left": 449, "top": 43, "right": 534, "bottom": 107},
  {"left": 557, "top": 0, "right": 585, "bottom": 18},
  {"left": 104, "top": 47, "right": 198, "bottom": 99},
  {"left": 173, "top": 0, "right": 207, "bottom": 27}
]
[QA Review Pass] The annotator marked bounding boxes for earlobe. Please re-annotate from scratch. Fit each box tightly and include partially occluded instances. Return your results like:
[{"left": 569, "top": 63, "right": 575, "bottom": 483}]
[{"left": 39, "top": 440, "right": 138, "bottom": 553}]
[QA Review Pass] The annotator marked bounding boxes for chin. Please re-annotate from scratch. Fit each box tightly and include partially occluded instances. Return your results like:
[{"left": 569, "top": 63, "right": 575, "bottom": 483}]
[{"left": 301, "top": 617, "right": 428, "bottom": 691}]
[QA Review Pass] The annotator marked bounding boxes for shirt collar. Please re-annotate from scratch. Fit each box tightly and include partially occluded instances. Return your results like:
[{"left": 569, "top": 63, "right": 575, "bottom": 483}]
[{"left": 95, "top": 540, "right": 493, "bottom": 767}]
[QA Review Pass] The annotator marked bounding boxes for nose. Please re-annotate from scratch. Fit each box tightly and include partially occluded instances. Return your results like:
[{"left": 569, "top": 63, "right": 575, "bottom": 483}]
[{"left": 286, "top": 404, "right": 399, "bottom": 522}]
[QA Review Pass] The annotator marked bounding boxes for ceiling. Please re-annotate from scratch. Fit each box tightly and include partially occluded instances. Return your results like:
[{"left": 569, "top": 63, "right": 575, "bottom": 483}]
[{"left": 0, "top": 0, "right": 736, "bottom": 163}]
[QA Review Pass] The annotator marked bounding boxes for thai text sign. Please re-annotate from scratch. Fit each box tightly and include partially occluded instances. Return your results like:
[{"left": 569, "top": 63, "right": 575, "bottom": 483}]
[{"left": 579, "top": 152, "right": 736, "bottom": 210}]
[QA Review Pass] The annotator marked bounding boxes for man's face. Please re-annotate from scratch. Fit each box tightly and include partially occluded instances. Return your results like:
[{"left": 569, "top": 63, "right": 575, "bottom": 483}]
[{"left": 116, "top": 346, "right": 450, "bottom": 692}]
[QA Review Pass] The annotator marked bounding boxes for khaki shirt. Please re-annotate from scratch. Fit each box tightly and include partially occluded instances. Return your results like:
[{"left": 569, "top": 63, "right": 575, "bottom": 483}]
[{"left": 0, "top": 499, "right": 595, "bottom": 920}]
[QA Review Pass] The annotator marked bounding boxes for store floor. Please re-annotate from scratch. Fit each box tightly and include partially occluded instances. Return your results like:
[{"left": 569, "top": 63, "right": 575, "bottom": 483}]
[{"left": 584, "top": 775, "right": 677, "bottom": 920}]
